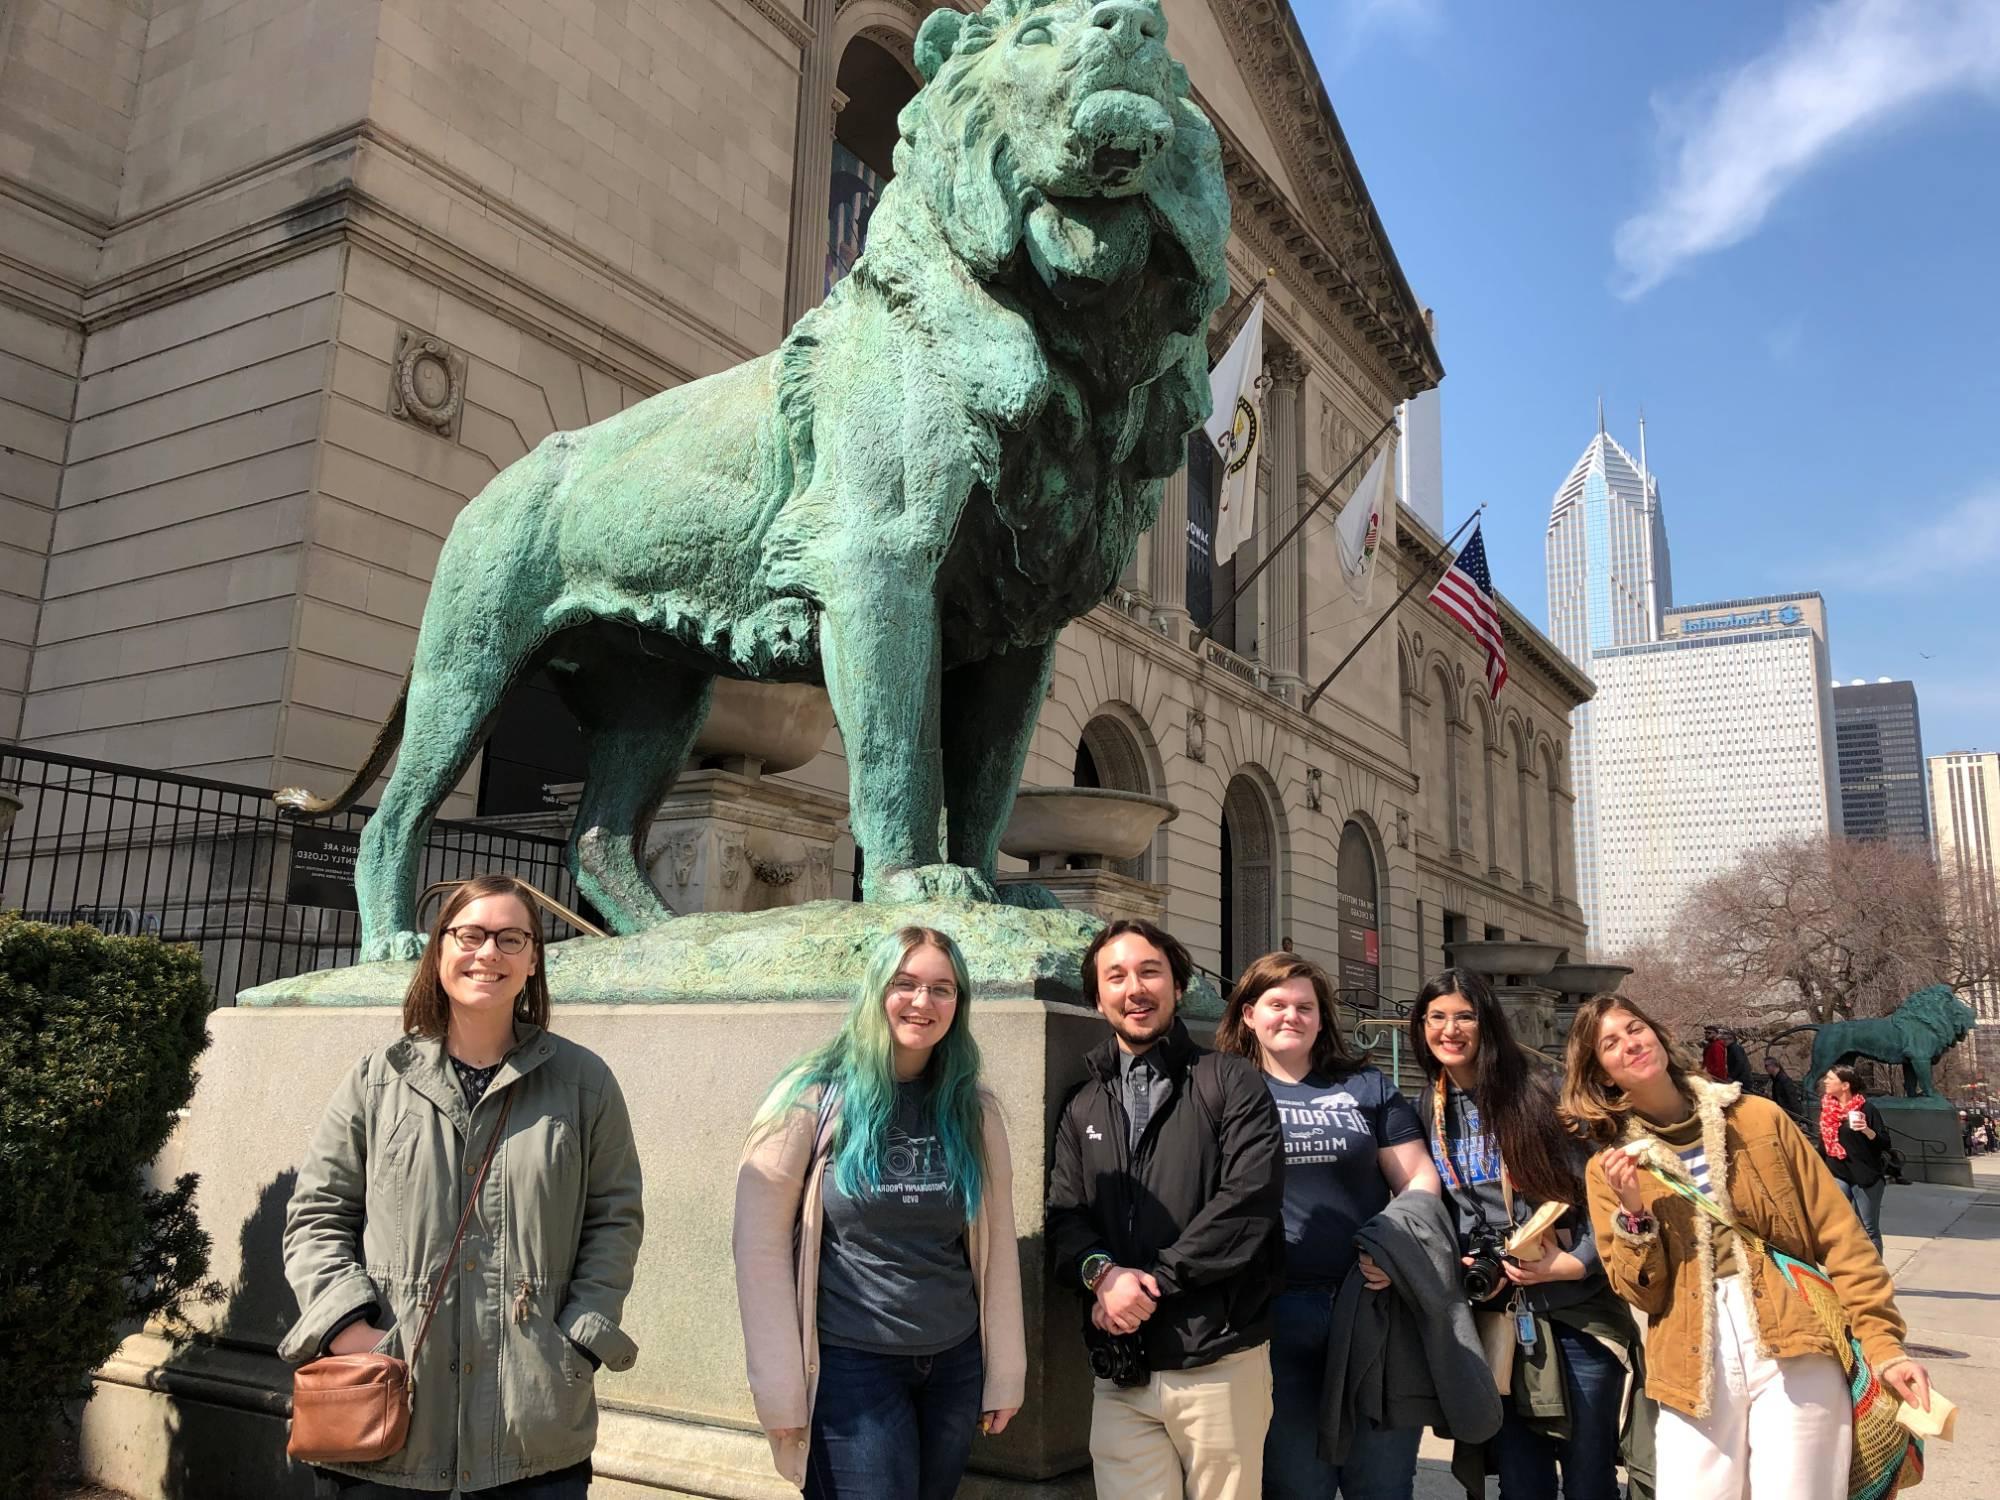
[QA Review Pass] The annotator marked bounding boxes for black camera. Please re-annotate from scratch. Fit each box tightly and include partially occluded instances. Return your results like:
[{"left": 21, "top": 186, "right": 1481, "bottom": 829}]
[
  {"left": 1084, "top": 1326, "right": 1150, "bottom": 1388},
  {"left": 1463, "top": 1224, "right": 1510, "bottom": 1304}
]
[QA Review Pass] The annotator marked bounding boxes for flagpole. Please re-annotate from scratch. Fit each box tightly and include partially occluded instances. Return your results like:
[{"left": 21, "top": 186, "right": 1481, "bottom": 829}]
[
  {"left": 1190, "top": 409, "right": 1399, "bottom": 653},
  {"left": 1302, "top": 504, "right": 1486, "bottom": 713},
  {"left": 1211, "top": 267, "right": 1275, "bottom": 351}
]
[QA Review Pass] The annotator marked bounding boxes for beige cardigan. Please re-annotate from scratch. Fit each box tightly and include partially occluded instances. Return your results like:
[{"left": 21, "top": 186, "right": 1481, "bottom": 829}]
[{"left": 732, "top": 1084, "right": 1027, "bottom": 1488}]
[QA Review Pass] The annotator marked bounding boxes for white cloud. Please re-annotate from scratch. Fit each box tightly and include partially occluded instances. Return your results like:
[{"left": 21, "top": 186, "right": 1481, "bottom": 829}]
[
  {"left": 1321, "top": 0, "right": 1442, "bottom": 68},
  {"left": 1823, "top": 489, "right": 2000, "bottom": 589},
  {"left": 1613, "top": 0, "right": 2000, "bottom": 299}
]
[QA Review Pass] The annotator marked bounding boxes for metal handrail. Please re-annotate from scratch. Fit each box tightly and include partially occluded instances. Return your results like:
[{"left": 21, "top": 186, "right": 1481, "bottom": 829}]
[{"left": 418, "top": 879, "right": 608, "bottom": 939}]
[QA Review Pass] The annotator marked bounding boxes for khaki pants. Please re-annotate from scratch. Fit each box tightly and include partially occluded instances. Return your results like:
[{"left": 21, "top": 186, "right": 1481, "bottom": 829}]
[{"left": 1089, "top": 1342, "right": 1273, "bottom": 1500}]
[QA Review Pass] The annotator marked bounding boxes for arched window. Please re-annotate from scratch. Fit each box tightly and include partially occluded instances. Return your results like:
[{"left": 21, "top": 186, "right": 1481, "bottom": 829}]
[
  {"left": 1075, "top": 708, "right": 1161, "bottom": 880},
  {"left": 1221, "top": 773, "right": 1277, "bottom": 978},
  {"left": 1336, "top": 821, "right": 1382, "bottom": 1011},
  {"left": 1542, "top": 745, "right": 1569, "bottom": 901}
]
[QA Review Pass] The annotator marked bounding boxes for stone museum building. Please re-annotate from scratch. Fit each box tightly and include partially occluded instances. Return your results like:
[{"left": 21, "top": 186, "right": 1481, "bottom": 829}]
[
  {"left": 1, "top": 1, "right": 1596, "bottom": 1494},
  {"left": 0, "top": 0, "right": 1589, "bottom": 1002}
]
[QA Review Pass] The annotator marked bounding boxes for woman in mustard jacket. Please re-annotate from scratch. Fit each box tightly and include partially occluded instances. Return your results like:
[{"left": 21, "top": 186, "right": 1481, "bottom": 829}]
[{"left": 1563, "top": 993, "right": 1930, "bottom": 1499}]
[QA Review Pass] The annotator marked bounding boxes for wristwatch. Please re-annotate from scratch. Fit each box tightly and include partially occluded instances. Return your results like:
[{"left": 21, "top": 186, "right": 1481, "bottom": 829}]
[
  {"left": 1081, "top": 1253, "right": 1114, "bottom": 1292},
  {"left": 1616, "top": 1209, "right": 1657, "bottom": 1235}
]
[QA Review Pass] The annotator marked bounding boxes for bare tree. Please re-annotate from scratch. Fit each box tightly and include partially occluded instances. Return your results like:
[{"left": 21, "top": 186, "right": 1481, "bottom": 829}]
[{"left": 1671, "top": 835, "right": 1995, "bottom": 1029}]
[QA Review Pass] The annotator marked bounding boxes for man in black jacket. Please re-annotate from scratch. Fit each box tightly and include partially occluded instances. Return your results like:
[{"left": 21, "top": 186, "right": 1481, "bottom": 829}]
[{"left": 1047, "top": 918, "right": 1285, "bottom": 1500}]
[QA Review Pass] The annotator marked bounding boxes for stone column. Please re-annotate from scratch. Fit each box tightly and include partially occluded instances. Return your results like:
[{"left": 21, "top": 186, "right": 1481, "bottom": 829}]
[
  {"left": 1150, "top": 464, "right": 1190, "bottom": 643},
  {"left": 782, "top": 0, "right": 839, "bottom": 328},
  {"left": 1263, "top": 348, "right": 1306, "bottom": 697}
]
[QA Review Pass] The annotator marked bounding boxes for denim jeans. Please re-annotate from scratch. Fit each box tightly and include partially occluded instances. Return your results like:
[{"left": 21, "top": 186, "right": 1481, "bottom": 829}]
[
  {"left": 1488, "top": 1323, "right": 1622, "bottom": 1500},
  {"left": 805, "top": 1328, "right": 985, "bottom": 1500},
  {"left": 1266, "top": 1286, "right": 1423, "bottom": 1500},
  {"left": 1842, "top": 1178, "right": 1886, "bottom": 1254},
  {"left": 314, "top": 1459, "right": 590, "bottom": 1498}
]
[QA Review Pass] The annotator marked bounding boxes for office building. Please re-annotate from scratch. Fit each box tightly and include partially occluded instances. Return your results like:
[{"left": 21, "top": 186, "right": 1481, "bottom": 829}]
[
  {"left": 1835, "top": 680, "right": 1930, "bottom": 845},
  {"left": 1545, "top": 411, "right": 1672, "bottom": 949},
  {"left": 1930, "top": 752, "right": 2000, "bottom": 1058},
  {"left": 1589, "top": 593, "right": 1838, "bottom": 954}
]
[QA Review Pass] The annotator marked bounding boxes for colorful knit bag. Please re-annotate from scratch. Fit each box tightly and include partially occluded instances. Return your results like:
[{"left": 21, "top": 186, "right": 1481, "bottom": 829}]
[{"left": 1644, "top": 1164, "right": 1923, "bottom": 1499}]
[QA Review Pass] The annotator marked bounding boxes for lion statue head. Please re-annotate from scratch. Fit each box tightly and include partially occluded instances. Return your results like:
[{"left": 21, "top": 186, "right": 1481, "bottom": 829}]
[
  {"left": 1900, "top": 984, "right": 1977, "bottom": 1053},
  {"left": 772, "top": 0, "right": 1231, "bottom": 645}
]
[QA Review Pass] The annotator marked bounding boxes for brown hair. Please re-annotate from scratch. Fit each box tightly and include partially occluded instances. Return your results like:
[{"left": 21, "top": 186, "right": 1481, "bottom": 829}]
[
  {"left": 401, "top": 873, "right": 552, "bottom": 1038},
  {"left": 1215, "top": 951, "right": 1358, "bottom": 1077},
  {"left": 1080, "top": 918, "right": 1192, "bottom": 1010},
  {"left": 1829, "top": 1064, "right": 1863, "bottom": 1092},
  {"left": 1559, "top": 993, "right": 1700, "bottom": 1146}
]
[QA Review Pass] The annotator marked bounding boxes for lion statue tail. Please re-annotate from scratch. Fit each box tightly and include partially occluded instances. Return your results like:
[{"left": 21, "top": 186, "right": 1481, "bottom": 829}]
[{"left": 272, "top": 674, "right": 410, "bottom": 818}]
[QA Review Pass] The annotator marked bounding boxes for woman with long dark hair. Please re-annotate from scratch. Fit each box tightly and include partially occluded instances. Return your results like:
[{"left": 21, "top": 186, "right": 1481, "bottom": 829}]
[
  {"left": 1565, "top": 994, "right": 1929, "bottom": 1498},
  {"left": 1216, "top": 952, "right": 1439, "bottom": 1499},
  {"left": 282, "top": 874, "right": 644, "bottom": 1499},
  {"left": 1406, "top": 969, "right": 1637, "bottom": 1500},
  {"left": 733, "top": 926, "right": 1025, "bottom": 1500}
]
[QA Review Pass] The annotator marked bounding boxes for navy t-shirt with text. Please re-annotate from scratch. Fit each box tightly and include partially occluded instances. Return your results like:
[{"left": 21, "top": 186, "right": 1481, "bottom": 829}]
[{"left": 1264, "top": 1065, "right": 1423, "bottom": 1288}]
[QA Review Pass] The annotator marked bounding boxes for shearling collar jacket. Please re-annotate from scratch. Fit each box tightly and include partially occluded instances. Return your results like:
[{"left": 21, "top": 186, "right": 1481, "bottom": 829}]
[{"left": 1584, "top": 1076, "right": 1908, "bottom": 1419}]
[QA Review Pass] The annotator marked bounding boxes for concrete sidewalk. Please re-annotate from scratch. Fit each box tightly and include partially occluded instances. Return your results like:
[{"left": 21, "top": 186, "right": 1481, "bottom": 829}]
[{"left": 1410, "top": 1153, "right": 1999, "bottom": 1497}]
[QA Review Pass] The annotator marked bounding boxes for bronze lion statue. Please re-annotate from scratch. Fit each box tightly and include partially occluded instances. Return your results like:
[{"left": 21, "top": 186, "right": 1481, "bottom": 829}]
[
  {"left": 1805, "top": 985, "right": 1977, "bottom": 1099},
  {"left": 279, "top": 0, "right": 1232, "bottom": 959}
]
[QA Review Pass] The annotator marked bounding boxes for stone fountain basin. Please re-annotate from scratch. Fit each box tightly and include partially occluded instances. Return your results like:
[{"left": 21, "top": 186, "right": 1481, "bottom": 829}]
[
  {"left": 1545, "top": 963, "right": 1632, "bottom": 996},
  {"left": 694, "top": 680, "right": 836, "bottom": 775},
  {"left": 1000, "top": 787, "right": 1178, "bottom": 861},
  {"left": 1445, "top": 939, "right": 1567, "bottom": 979}
]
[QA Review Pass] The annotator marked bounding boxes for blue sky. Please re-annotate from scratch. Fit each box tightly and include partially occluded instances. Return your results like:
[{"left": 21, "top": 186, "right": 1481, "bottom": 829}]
[{"left": 1293, "top": 0, "right": 2000, "bottom": 756}]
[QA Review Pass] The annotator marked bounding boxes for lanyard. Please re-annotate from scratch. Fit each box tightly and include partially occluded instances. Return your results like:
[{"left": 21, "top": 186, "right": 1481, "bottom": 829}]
[{"left": 1432, "top": 1074, "right": 1514, "bottom": 1226}]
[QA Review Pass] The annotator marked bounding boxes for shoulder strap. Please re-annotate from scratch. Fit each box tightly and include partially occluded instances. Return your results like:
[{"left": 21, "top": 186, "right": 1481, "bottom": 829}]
[
  {"left": 1641, "top": 1159, "right": 1769, "bottom": 1257},
  {"left": 408, "top": 1089, "right": 514, "bottom": 1371},
  {"left": 1190, "top": 1053, "right": 1226, "bottom": 1138}
]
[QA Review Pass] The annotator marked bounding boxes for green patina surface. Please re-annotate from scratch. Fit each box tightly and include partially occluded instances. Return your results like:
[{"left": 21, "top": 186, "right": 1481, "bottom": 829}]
[
  {"left": 240, "top": 899, "right": 1223, "bottom": 1018},
  {"left": 274, "top": 0, "right": 1231, "bottom": 965}
]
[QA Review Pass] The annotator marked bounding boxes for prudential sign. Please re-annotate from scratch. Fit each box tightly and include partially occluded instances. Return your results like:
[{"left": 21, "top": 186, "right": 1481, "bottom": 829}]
[{"left": 1680, "top": 604, "right": 1804, "bottom": 635}]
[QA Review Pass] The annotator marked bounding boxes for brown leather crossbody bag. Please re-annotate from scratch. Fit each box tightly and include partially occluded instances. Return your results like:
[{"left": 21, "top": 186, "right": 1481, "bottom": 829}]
[{"left": 288, "top": 1091, "right": 514, "bottom": 1465}]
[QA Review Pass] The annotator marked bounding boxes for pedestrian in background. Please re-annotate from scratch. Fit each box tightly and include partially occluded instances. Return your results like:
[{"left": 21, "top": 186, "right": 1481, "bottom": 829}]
[
  {"left": 1763, "top": 1056, "right": 1804, "bottom": 1117},
  {"left": 733, "top": 925, "right": 1024, "bottom": 1500},
  {"left": 1821, "top": 1065, "right": 1892, "bottom": 1255},
  {"left": 1047, "top": 918, "right": 1285, "bottom": 1500},
  {"left": 1567, "top": 995, "right": 1930, "bottom": 1499},
  {"left": 1701, "top": 1027, "right": 1728, "bottom": 1083},
  {"left": 282, "top": 874, "right": 644, "bottom": 1500},
  {"left": 1722, "top": 1030, "right": 1754, "bottom": 1090},
  {"left": 1216, "top": 951, "right": 1440, "bottom": 1498}
]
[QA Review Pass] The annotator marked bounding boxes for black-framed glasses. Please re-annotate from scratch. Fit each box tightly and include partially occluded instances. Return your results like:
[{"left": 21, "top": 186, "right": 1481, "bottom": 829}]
[{"left": 444, "top": 924, "right": 533, "bottom": 955}]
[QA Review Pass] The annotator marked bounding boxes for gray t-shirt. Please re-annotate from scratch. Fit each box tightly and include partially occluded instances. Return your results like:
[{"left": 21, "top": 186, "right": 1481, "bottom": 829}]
[{"left": 815, "top": 1081, "right": 979, "bottom": 1355}]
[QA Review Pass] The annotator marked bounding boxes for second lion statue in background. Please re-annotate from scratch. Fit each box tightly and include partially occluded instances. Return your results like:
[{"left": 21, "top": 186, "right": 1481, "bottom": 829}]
[{"left": 280, "top": 0, "right": 1232, "bottom": 959}]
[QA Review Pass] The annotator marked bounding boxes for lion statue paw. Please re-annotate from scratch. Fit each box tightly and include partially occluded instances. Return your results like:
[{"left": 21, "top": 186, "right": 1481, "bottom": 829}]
[
  {"left": 362, "top": 929, "right": 429, "bottom": 963},
  {"left": 875, "top": 863, "right": 1003, "bottom": 905}
]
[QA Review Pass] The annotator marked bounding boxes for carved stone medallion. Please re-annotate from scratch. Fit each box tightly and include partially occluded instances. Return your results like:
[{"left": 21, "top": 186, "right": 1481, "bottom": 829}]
[{"left": 389, "top": 327, "right": 467, "bottom": 440}]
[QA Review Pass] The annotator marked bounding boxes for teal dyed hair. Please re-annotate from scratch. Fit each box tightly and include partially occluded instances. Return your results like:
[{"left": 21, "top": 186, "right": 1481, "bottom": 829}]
[{"left": 749, "top": 926, "right": 987, "bottom": 1215}]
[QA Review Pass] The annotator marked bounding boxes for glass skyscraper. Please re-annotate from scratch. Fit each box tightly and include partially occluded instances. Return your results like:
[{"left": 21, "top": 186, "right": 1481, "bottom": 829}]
[
  {"left": 1545, "top": 414, "right": 1671, "bottom": 953},
  {"left": 1834, "top": 680, "right": 1931, "bottom": 846}
]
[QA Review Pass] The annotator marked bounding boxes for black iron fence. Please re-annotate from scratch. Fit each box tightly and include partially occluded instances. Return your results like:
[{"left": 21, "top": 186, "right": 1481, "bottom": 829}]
[{"left": 0, "top": 745, "right": 585, "bottom": 1005}]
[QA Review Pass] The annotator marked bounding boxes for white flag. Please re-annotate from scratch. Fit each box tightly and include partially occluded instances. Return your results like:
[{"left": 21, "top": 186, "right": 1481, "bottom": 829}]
[
  {"left": 1334, "top": 444, "right": 1391, "bottom": 607},
  {"left": 1203, "top": 296, "right": 1264, "bottom": 565}
]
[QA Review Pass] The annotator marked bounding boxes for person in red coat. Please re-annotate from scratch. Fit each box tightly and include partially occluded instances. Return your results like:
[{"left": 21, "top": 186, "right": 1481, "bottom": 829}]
[{"left": 1701, "top": 1027, "right": 1729, "bottom": 1082}]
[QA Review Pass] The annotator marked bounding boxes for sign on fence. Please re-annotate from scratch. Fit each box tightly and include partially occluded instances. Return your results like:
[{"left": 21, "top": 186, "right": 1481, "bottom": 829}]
[{"left": 287, "top": 825, "right": 361, "bottom": 911}]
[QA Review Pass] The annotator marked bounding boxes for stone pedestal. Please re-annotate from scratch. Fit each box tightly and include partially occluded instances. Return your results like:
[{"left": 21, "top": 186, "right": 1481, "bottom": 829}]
[
  {"left": 1494, "top": 984, "right": 1561, "bottom": 1052},
  {"left": 1876, "top": 1097, "right": 1975, "bottom": 1187},
  {"left": 998, "top": 867, "right": 1168, "bottom": 927},
  {"left": 78, "top": 905, "right": 1151, "bottom": 1499},
  {"left": 640, "top": 768, "right": 847, "bottom": 914}
]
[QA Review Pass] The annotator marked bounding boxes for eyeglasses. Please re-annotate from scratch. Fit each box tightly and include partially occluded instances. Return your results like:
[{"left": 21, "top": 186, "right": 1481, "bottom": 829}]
[
  {"left": 444, "top": 924, "right": 533, "bottom": 955},
  {"left": 1424, "top": 1010, "right": 1479, "bottom": 1032},
  {"left": 889, "top": 978, "right": 960, "bottom": 1003}
]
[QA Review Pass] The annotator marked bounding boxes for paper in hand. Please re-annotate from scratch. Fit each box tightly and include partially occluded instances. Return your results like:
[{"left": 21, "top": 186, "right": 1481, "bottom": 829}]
[{"left": 1896, "top": 1388, "right": 1956, "bottom": 1442}]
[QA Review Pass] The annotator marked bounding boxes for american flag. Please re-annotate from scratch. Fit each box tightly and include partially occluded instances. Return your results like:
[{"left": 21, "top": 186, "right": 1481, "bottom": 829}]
[{"left": 1428, "top": 523, "right": 1507, "bottom": 696}]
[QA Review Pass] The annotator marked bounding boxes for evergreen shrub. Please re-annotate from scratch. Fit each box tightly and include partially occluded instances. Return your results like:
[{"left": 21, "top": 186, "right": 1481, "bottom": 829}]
[{"left": 0, "top": 916, "right": 215, "bottom": 1491}]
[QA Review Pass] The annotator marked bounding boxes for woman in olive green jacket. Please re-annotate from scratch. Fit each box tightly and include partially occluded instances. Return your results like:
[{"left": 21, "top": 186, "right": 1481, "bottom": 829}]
[{"left": 282, "top": 874, "right": 644, "bottom": 1498}]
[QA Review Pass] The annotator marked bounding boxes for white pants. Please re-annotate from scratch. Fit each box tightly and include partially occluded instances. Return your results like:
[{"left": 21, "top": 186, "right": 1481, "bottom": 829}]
[{"left": 1655, "top": 1274, "right": 1851, "bottom": 1498}]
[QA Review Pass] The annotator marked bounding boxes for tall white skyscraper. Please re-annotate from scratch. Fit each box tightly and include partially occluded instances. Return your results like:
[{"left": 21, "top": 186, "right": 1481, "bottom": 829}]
[
  {"left": 1545, "top": 409, "right": 1672, "bottom": 952},
  {"left": 1589, "top": 594, "right": 1838, "bottom": 955},
  {"left": 1930, "top": 751, "right": 2000, "bottom": 1070}
]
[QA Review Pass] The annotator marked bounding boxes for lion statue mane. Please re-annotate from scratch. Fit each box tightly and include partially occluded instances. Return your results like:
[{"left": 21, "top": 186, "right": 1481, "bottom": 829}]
[
  {"left": 279, "top": 0, "right": 1234, "bottom": 960},
  {"left": 1806, "top": 984, "right": 1978, "bottom": 1100}
]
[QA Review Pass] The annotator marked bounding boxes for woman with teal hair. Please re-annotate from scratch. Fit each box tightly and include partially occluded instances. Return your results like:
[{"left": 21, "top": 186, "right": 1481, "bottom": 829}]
[{"left": 733, "top": 925, "right": 1026, "bottom": 1500}]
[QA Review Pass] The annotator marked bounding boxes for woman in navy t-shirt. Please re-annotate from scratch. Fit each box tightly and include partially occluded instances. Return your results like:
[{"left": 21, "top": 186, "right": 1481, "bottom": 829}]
[{"left": 1217, "top": 951, "right": 1439, "bottom": 1500}]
